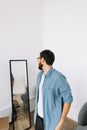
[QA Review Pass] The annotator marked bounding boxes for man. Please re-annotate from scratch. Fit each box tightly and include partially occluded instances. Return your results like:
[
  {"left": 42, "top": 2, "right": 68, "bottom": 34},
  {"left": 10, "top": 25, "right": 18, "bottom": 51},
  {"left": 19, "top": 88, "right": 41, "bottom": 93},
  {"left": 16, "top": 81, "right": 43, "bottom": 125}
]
[
  {"left": 11, "top": 73, "right": 17, "bottom": 121},
  {"left": 11, "top": 73, "right": 15, "bottom": 88},
  {"left": 34, "top": 49, "right": 73, "bottom": 130}
]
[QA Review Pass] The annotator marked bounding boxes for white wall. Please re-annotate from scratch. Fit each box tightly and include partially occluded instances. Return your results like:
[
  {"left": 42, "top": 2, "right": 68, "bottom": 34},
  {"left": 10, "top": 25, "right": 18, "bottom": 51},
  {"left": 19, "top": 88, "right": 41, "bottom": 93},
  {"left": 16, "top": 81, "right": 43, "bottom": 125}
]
[
  {"left": 43, "top": 0, "right": 87, "bottom": 121},
  {"left": 0, "top": 0, "right": 43, "bottom": 118},
  {"left": 1, "top": 0, "right": 87, "bottom": 122}
]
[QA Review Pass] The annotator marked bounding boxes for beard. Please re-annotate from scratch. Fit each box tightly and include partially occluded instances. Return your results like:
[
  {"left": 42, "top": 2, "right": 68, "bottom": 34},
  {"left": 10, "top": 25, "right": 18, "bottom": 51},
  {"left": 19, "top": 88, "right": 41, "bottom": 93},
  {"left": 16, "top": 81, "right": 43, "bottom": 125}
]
[{"left": 38, "top": 62, "right": 43, "bottom": 70}]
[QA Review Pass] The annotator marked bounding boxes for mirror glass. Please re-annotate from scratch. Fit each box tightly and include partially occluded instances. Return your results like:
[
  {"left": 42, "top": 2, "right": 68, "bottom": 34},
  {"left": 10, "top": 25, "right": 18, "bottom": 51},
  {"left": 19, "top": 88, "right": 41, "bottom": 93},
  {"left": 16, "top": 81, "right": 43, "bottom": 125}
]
[{"left": 9, "top": 60, "right": 31, "bottom": 130}]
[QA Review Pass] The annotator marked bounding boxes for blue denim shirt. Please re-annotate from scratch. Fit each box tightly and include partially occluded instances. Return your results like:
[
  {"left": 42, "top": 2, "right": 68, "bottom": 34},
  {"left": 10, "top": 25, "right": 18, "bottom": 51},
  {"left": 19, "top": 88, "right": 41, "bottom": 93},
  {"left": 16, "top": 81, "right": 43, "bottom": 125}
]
[{"left": 34, "top": 67, "right": 73, "bottom": 130}]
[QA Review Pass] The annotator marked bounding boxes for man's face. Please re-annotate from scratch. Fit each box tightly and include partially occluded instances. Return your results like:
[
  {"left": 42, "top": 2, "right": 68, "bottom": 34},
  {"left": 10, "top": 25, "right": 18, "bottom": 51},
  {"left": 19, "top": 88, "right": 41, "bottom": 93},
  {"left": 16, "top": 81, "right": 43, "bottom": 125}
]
[
  {"left": 38, "top": 62, "right": 43, "bottom": 70},
  {"left": 37, "top": 57, "right": 43, "bottom": 70}
]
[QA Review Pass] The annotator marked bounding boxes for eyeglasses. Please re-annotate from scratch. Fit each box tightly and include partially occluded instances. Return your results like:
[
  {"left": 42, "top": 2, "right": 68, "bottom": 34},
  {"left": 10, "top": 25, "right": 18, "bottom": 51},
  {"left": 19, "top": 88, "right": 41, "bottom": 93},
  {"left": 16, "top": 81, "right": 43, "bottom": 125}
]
[
  {"left": 37, "top": 57, "right": 42, "bottom": 62},
  {"left": 37, "top": 57, "right": 41, "bottom": 60}
]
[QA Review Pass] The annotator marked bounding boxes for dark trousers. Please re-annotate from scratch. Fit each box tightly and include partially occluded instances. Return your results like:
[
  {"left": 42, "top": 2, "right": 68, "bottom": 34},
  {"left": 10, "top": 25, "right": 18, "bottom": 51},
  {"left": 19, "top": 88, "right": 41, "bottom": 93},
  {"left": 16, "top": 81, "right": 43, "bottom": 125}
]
[{"left": 35, "top": 115, "right": 44, "bottom": 130}]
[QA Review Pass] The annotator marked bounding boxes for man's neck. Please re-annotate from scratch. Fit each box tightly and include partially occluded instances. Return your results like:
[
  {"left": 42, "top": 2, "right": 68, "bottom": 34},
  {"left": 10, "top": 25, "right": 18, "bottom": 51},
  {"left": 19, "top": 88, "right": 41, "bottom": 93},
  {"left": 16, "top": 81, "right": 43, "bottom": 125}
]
[{"left": 42, "top": 65, "right": 52, "bottom": 75}]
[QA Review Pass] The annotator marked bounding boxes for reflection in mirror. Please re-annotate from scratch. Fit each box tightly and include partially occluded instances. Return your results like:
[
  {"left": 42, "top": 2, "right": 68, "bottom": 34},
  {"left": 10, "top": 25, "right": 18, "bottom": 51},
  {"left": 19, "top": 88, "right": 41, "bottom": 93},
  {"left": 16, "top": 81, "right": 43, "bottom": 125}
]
[{"left": 9, "top": 60, "right": 31, "bottom": 130}]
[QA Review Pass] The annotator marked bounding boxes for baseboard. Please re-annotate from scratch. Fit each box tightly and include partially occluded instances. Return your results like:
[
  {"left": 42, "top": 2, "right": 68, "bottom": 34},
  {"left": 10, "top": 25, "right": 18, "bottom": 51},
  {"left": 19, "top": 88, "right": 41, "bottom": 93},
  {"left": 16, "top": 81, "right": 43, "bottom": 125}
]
[
  {"left": 0, "top": 97, "right": 36, "bottom": 122},
  {"left": 0, "top": 105, "right": 12, "bottom": 122}
]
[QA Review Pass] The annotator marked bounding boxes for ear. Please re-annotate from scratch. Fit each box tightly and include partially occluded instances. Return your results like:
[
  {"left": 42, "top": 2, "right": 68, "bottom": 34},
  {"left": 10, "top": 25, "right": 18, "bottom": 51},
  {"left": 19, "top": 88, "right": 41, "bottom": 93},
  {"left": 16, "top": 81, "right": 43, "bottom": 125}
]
[{"left": 41, "top": 57, "right": 45, "bottom": 64}]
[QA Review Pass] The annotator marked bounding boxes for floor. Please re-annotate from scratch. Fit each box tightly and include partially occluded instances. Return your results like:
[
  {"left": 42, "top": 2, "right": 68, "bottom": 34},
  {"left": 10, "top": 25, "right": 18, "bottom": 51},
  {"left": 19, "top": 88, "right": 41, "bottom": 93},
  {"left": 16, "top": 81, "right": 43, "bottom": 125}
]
[{"left": 10, "top": 111, "right": 78, "bottom": 130}]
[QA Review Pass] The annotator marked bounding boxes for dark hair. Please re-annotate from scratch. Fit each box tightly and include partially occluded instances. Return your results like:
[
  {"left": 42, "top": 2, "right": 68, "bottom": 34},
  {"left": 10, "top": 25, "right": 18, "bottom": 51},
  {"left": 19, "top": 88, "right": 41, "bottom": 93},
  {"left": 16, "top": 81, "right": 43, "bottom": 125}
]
[
  {"left": 11, "top": 73, "right": 14, "bottom": 81},
  {"left": 40, "top": 49, "right": 55, "bottom": 65}
]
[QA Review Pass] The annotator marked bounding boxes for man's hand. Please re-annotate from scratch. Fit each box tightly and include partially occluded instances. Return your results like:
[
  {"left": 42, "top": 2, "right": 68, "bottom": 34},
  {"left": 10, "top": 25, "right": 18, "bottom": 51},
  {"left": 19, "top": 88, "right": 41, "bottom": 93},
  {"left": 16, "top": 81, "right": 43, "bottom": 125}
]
[
  {"left": 55, "top": 103, "right": 71, "bottom": 130},
  {"left": 55, "top": 121, "right": 63, "bottom": 130}
]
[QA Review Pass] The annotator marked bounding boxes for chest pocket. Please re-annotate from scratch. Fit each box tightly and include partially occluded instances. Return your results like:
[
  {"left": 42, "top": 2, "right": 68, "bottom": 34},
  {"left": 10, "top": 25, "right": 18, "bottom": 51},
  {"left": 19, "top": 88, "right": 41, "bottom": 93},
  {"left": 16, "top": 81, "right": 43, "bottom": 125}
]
[{"left": 45, "top": 86, "right": 59, "bottom": 111}]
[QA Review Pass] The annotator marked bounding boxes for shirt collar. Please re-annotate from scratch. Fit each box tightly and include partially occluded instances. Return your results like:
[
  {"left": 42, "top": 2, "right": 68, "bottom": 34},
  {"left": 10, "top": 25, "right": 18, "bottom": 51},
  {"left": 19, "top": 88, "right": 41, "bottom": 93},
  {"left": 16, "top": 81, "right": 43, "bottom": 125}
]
[{"left": 45, "top": 67, "right": 53, "bottom": 77}]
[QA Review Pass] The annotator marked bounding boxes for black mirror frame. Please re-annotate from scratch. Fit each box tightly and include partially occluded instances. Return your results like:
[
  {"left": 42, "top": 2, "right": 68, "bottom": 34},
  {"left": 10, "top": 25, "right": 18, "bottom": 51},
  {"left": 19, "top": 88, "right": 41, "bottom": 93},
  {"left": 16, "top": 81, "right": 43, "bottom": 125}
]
[{"left": 9, "top": 59, "right": 31, "bottom": 130}]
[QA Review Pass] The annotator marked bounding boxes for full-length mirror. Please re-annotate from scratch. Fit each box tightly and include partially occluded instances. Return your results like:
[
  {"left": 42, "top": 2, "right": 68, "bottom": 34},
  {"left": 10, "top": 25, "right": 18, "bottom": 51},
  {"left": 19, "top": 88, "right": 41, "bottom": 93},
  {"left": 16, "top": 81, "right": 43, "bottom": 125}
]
[{"left": 9, "top": 60, "right": 31, "bottom": 130}]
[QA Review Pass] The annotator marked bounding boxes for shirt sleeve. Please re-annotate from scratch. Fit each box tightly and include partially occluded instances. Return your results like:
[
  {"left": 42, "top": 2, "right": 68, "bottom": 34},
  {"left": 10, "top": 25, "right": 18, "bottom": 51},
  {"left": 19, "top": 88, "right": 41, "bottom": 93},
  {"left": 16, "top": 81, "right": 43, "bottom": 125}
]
[{"left": 59, "top": 75, "right": 73, "bottom": 103}]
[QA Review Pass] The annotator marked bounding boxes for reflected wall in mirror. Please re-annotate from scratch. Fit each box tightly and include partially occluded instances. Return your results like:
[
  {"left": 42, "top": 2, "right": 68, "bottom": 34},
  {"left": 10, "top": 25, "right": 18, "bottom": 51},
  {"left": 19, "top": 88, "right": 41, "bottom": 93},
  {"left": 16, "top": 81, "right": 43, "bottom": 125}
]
[{"left": 9, "top": 60, "right": 31, "bottom": 130}]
